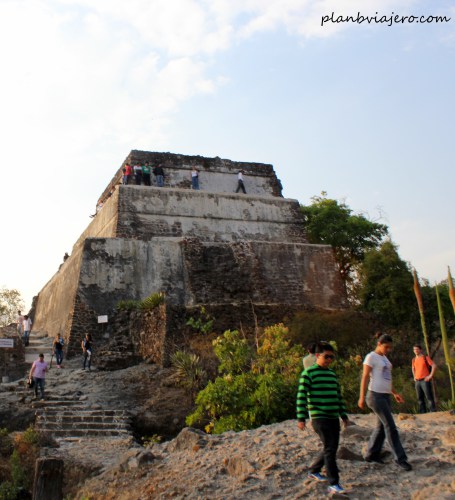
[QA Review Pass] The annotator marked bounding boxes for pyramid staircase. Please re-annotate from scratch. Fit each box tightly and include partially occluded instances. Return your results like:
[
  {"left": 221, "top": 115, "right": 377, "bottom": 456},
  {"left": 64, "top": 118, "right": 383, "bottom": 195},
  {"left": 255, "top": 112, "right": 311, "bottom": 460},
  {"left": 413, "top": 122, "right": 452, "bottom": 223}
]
[
  {"left": 24, "top": 333, "right": 133, "bottom": 440},
  {"left": 34, "top": 398, "right": 132, "bottom": 438}
]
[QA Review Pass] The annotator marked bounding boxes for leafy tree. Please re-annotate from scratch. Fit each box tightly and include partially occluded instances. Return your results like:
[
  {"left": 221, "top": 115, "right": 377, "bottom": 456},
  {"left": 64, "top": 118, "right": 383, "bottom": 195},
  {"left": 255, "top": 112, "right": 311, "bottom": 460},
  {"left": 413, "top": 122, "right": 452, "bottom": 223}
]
[
  {"left": 0, "top": 288, "right": 24, "bottom": 327},
  {"left": 358, "top": 240, "right": 415, "bottom": 326},
  {"left": 300, "top": 193, "right": 388, "bottom": 299}
]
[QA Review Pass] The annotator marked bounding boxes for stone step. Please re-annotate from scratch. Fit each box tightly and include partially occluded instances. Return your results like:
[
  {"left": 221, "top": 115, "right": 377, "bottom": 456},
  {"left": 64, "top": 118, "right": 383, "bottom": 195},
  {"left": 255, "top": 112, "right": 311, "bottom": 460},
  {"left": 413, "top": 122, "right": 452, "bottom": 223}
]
[
  {"left": 36, "top": 409, "right": 130, "bottom": 417},
  {"left": 36, "top": 414, "right": 131, "bottom": 423},
  {"left": 36, "top": 421, "right": 131, "bottom": 431},
  {"left": 34, "top": 428, "right": 131, "bottom": 437},
  {"left": 32, "top": 399, "right": 84, "bottom": 406}
]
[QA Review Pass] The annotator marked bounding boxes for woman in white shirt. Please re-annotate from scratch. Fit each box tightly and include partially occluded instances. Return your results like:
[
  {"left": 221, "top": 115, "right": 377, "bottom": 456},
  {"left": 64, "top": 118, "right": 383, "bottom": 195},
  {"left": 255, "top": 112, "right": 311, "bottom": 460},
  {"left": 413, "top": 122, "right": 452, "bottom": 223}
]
[{"left": 358, "top": 333, "right": 412, "bottom": 471}]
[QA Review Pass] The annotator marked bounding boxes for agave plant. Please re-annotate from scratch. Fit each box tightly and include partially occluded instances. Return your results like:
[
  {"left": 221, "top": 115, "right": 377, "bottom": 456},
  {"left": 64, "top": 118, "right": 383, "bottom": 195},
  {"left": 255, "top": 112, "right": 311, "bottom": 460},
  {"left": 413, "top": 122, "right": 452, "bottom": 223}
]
[
  {"left": 435, "top": 283, "right": 455, "bottom": 403},
  {"left": 448, "top": 266, "right": 455, "bottom": 315},
  {"left": 413, "top": 269, "right": 430, "bottom": 355}
]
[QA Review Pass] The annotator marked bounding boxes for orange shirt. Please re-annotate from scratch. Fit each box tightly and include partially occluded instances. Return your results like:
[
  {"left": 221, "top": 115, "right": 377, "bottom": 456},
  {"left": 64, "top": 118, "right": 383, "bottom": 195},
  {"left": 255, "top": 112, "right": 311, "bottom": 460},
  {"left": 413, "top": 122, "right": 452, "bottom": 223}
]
[{"left": 412, "top": 355, "right": 434, "bottom": 380}]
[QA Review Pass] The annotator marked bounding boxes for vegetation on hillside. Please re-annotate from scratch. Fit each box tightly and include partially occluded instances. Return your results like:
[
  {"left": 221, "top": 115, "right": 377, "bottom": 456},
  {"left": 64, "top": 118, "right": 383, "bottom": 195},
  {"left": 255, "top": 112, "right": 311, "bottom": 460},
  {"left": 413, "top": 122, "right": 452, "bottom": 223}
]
[
  {"left": 180, "top": 194, "right": 455, "bottom": 433},
  {"left": 0, "top": 288, "right": 24, "bottom": 328},
  {"left": 0, "top": 427, "right": 42, "bottom": 499}
]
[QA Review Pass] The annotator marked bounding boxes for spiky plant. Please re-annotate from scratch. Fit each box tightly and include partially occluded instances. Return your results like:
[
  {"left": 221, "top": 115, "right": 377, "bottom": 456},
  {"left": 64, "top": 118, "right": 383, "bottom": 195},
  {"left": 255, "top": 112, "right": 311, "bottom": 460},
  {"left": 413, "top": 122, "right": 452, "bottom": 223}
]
[
  {"left": 413, "top": 269, "right": 430, "bottom": 355},
  {"left": 435, "top": 284, "right": 455, "bottom": 403},
  {"left": 448, "top": 266, "right": 455, "bottom": 315}
]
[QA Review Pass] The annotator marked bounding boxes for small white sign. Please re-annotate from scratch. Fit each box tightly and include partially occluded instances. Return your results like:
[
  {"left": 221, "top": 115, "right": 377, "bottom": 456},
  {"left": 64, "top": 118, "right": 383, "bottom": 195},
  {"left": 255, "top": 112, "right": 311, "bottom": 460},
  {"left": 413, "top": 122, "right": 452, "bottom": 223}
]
[
  {"left": 0, "top": 339, "right": 14, "bottom": 348},
  {"left": 97, "top": 315, "right": 108, "bottom": 324}
]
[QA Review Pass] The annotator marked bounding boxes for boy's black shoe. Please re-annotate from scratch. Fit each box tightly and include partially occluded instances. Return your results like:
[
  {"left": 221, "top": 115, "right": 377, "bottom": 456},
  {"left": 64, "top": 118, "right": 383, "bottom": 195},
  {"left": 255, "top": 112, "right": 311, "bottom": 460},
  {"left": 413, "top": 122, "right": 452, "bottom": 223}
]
[{"left": 395, "top": 460, "right": 412, "bottom": 471}]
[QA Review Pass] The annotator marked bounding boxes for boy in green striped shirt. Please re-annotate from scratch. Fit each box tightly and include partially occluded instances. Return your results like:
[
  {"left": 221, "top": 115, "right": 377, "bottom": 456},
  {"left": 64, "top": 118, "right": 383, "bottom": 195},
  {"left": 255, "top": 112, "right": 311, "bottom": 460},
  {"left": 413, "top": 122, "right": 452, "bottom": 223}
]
[{"left": 296, "top": 342, "right": 350, "bottom": 495}]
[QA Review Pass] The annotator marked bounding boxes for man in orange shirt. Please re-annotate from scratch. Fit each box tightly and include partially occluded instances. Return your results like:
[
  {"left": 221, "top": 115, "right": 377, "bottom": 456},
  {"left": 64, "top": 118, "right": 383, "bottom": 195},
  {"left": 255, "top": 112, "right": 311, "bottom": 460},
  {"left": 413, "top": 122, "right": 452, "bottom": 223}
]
[{"left": 412, "top": 345, "right": 437, "bottom": 413}]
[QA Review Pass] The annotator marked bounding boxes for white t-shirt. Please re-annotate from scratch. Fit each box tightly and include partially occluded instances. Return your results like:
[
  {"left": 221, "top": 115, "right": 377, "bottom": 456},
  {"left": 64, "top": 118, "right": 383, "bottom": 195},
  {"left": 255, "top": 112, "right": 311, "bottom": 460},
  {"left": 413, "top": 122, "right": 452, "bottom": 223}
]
[
  {"left": 22, "top": 318, "right": 32, "bottom": 331},
  {"left": 238, "top": 172, "right": 244, "bottom": 181},
  {"left": 364, "top": 351, "right": 392, "bottom": 394}
]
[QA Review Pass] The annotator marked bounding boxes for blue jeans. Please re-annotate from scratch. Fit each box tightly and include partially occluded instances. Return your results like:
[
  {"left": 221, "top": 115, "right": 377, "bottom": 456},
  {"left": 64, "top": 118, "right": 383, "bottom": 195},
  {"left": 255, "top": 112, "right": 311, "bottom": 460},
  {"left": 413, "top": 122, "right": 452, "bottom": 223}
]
[
  {"left": 55, "top": 350, "right": 64, "bottom": 366},
  {"left": 156, "top": 175, "right": 164, "bottom": 187},
  {"left": 366, "top": 391, "right": 407, "bottom": 462},
  {"left": 192, "top": 176, "right": 199, "bottom": 190},
  {"left": 22, "top": 331, "right": 30, "bottom": 345},
  {"left": 415, "top": 380, "right": 436, "bottom": 412},
  {"left": 34, "top": 377, "right": 45, "bottom": 399},
  {"left": 83, "top": 350, "right": 92, "bottom": 369}
]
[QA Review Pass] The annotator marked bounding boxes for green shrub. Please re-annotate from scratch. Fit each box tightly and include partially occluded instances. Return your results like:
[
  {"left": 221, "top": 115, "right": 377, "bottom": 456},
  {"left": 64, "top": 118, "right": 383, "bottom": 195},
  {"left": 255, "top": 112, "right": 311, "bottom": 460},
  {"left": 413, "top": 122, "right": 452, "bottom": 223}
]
[
  {"left": 116, "top": 292, "right": 165, "bottom": 312},
  {"left": 141, "top": 434, "right": 163, "bottom": 446},
  {"left": 213, "top": 329, "right": 252, "bottom": 375},
  {"left": 0, "top": 482, "right": 17, "bottom": 500},
  {"left": 186, "top": 306, "right": 214, "bottom": 335},
  {"left": 116, "top": 299, "right": 140, "bottom": 311},
  {"left": 139, "top": 292, "right": 165, "bottom": 310},
  {"left": 10, "top": 450, "right": 26, "bottom": 489},
  {"left": 21, "top": 427, "right": 40, "bottom": 446},
  {"left": 187, "top": 324, "right": 304, "bottom": 433},
  {"left": 439, "top": 399, "right": 455, "bottom": 411}
]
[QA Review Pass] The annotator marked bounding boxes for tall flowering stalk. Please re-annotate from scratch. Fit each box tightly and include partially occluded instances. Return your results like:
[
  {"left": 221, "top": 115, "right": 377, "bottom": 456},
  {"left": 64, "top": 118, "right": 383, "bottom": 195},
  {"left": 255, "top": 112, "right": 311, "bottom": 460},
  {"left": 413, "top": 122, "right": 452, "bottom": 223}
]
[
  {"left": 448, "top": 266, "right": 455, "bottom": 315},
  {"left": 413, "top": 269, "right": 430, "bottom": 355},
  {"left": 435, "top": 284, "right": 455, "bottom": 403}
]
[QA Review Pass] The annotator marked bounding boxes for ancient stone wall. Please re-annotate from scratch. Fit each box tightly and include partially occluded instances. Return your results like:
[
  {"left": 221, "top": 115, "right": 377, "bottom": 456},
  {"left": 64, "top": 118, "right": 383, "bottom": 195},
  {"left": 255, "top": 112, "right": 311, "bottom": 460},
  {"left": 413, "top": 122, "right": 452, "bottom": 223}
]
[
  {"left": 180, "top": 239, "right": 345, "bottom": 309},
  {"left": 115, "top": 186, "right": 306, "bottom": 243},
  {"left": 99, "top": 151, "right": 283, "bottom": 205},
  {"left": 32, "top": 190, "right": 120, "bottom": 338},
  {"left": 129, "top": 305, "right": 169, "bottom": 365}
]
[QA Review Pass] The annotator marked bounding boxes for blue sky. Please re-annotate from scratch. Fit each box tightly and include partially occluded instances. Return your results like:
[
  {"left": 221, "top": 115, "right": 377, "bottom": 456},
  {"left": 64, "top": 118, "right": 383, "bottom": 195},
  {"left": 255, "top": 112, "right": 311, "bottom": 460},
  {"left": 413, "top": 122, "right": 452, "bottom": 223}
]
[{"left": 0, "top": 0, "right": 454, "bottom": 310}]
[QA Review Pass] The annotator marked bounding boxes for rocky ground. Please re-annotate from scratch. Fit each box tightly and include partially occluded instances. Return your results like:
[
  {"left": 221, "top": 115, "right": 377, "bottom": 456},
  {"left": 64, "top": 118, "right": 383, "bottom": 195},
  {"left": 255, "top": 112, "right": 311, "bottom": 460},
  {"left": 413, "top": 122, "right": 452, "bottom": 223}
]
[
  {"left": 1, "top": 332, "right": 455, "bottom": 499},
  {"left": 75, "top": 411, "right": 455, "bottom": 500}
]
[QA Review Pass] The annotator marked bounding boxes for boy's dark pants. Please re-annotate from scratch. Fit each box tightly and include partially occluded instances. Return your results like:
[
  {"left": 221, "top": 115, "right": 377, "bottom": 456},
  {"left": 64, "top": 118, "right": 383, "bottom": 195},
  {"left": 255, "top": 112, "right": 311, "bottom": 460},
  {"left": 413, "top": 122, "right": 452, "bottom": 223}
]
[{"left": 310, "top": 418, "right": 340, "bottom": 485}]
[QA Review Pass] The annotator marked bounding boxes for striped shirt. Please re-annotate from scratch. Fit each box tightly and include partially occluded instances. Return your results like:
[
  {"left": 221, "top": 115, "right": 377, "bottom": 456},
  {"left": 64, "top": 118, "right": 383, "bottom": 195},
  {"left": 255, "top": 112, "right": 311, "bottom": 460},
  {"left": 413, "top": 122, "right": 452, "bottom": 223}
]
[{"left": 296, "top": 364, "right": 347, "bottom": 421}]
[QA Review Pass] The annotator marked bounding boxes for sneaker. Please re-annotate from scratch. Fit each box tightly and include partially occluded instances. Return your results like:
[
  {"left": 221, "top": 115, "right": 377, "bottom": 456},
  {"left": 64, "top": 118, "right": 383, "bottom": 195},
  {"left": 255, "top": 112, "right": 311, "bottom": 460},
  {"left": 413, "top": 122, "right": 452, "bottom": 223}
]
[
  {"left": 308, "top": 472, "right": 328, "bottom": 482},
  {"left": 328, "top": 484, "right": 345, "bottom": 494},
  {"left": 395, "top": 460, "right": 412, "bottom": 471},
  {"left": 365, "top": 455, "right": 385, "bottom": 464}
]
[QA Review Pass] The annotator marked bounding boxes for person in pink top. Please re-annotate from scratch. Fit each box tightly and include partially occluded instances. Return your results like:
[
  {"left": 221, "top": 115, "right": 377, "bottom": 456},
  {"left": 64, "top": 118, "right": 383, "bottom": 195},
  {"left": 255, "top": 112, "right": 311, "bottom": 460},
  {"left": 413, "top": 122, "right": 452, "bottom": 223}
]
[{"left": 29, "top": 353, "right": 49, "bottom": 400}]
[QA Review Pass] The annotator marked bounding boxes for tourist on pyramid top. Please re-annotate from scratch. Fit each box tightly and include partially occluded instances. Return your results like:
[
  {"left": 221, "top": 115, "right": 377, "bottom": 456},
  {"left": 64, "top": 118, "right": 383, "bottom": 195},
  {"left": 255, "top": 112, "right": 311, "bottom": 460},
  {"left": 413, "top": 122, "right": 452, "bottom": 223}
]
[
  {"left": 123, "top": 164, "right": 133, "bottom": 185},
  {"left": 142, "top": 163, "right": 151, "bottom": 186},
  {"left": 235, "top": 170, "right": 246, "bottom": 193},
  {"left": 134, "top": 164, "right": 143, "bottom": 185},
  {"left": 153, "top": 164, "right": 165, "bottom": 187},
  {"left": 191, "top": 166, "right": 200, "bottom": 190}
]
